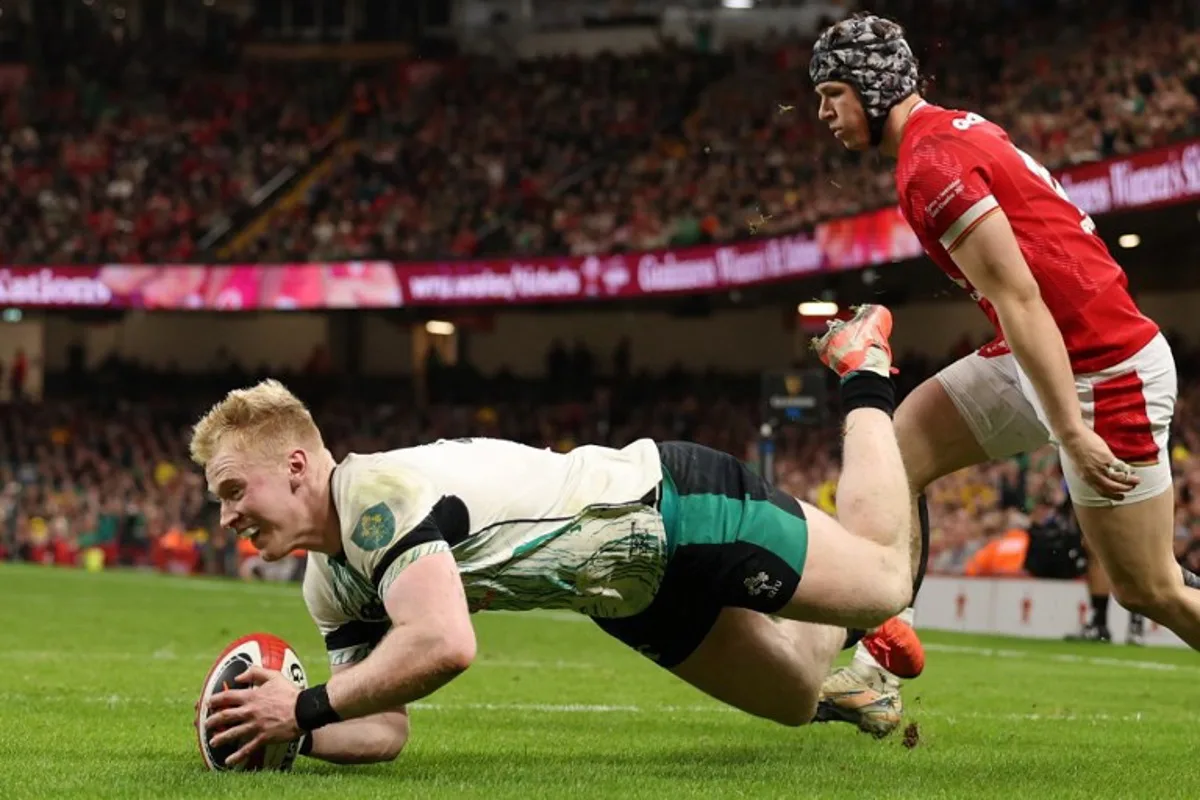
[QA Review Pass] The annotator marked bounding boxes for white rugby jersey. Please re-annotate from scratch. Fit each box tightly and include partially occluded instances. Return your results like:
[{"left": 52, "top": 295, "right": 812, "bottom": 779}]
[{"left": 302, "top": 437, "right": 666, "bottom": 666}]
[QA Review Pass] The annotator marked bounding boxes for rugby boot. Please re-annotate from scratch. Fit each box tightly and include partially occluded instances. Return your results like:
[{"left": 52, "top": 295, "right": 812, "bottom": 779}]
[
  {"left": 811, "top": 304, "right": 896, "bottom": 379},
  {"left": 813, "top": 662, "right": 903, "bottom": 738}
]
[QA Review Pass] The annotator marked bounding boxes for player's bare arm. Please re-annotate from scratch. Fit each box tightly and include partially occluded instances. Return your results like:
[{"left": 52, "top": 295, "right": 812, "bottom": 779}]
[
  {"left": 323, "top": 549, "right": 475, "bottom": 720},
  {"left": 947, "top": 208, "right": 1083, "bottom": 438},
  {"left": 302, "top": 662, "right": 410, "bottom": 764},
  {"left": 948, "top": 210, "right": 1138, "bottom": 499},
  {"left": 206, "top": 549, "right": 471, "bottom": 765},
  {"left": 208, "top": 662, "right": 411, "bottom": 765}
]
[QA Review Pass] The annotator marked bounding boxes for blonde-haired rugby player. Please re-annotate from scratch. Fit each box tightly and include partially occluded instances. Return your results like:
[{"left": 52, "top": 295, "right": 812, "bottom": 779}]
[{"left": 200, "top": 305, "right": 925, "bottom": 766}]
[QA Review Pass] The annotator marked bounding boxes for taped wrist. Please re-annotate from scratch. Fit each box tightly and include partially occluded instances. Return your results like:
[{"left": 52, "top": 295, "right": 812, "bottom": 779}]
[{"left": 295, "top": 684, "right": 343, "bottom": 733}]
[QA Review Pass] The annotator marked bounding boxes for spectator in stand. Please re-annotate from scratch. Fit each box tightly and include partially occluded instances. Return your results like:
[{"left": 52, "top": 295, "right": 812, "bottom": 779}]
[
  {"left": 221, "top": 3, "right": 1199, "bottom": 263},
  {"left": 0, "top": 24, "right": 349, "bottom": 266},
  {"left": 963, "top": 509, "right": 1031, "bottom": 578}
]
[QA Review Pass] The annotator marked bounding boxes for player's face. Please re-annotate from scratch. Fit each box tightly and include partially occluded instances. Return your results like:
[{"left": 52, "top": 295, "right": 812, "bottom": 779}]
[
  {"left": 816, "top": 82, "right": 870, "bottom": 151},
  {"left": 207, "top": 445, "right": 307, "bottom": 562}
]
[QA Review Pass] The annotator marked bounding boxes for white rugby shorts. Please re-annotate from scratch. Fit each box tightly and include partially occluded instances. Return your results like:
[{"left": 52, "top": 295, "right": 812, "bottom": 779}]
[{"left": 935, "top": 332, "right": 1177, "bottom": 507}]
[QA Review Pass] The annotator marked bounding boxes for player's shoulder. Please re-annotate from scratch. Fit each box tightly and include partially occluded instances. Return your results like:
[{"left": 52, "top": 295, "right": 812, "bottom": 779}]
[
  {"left": 331, "top": 450, "right": 440, "bottom": 555},
  {"left": 397, "top": 435, "right": 548, "bottom": 464},
  {"left": 901, "top": 103, "right": 1009, "bottom": 160},
  {"left": 906, "top": 102, "right": 1004, "bottom": 136},
  {"left": 897, "top": 104, "right": 1011, "bottom": 198}
]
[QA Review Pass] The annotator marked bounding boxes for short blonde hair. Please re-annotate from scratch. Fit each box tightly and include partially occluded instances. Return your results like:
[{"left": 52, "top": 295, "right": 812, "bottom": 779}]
[{"left": 189, "top": 379, "right": 323, "bottom": 467}]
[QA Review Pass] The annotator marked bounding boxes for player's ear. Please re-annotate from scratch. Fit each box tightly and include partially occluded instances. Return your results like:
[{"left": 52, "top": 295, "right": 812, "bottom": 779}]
[{"left": 286, "top": 448, "right": 307, "bottom": 487}]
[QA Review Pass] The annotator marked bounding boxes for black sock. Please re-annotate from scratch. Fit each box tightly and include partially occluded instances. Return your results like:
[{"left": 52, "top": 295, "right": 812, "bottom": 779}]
[
  {"left": 839, "top": 371, "right": 895, "bottom": 417},
  {"left": 1091, "top": 594, "right": 1110, "bottom": 629},
  {"left": 1183, "top": 567, "right": 1200, "bottom": 590},
  {"left": 842, "top": 629, "right": 866, "bottom": 650}
]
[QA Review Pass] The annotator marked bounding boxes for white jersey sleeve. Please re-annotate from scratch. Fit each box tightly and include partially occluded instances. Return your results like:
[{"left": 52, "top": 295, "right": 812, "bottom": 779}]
[
  {"left": 301, "top": 553, "right": 390, "bottom": 667},
  {"left": 331, "top": 452, "right": 452, "bottom": 600}
]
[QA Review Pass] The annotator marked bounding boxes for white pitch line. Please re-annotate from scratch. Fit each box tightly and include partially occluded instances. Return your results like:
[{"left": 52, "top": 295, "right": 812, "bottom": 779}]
[
  {"left": 923, "top": 642, "right": 1199, "bottom": 674},
  {"left": 409, "top": 703, "right": 1151, "bottom": 725},
  {"left": 0, "top": 650, "right": 601, "bottom": 671},
  {"left": 0, "top": 692, "right": 1149, "bottom": 724},
  {"left": 919, "top": 710, "right": 1145, "bottom": 724},
  {"left": 6, "top": 568, "right": 1192, "bottom": 673},
  {"left": 2, "top": 640, "right": 1190, "bottom": 676},
  {"left": 0, "top": 650, "right": 215, "bottom": 663}
]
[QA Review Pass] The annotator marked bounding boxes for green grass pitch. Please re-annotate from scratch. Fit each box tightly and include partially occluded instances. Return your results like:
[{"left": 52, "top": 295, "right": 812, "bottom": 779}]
[{"left": 1, "top": 563, "right": 1194, "bottom": 799}]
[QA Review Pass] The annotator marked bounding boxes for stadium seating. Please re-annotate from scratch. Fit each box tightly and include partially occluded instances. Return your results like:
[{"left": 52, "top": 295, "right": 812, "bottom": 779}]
[
  {"left": 2, "top": 6, "right": 1193, "bottom": 264},
  {"left": 0, "top": 29, "right": 352, "bottom": 265},
  {"left": 224, "top": 2, "right": 1200, "bottom": 260}
]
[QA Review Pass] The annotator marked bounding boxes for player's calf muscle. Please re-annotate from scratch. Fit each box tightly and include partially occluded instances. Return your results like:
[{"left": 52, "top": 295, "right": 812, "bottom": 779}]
[{"left": 838, "top": 408, "right": 912, "bottom": 555}]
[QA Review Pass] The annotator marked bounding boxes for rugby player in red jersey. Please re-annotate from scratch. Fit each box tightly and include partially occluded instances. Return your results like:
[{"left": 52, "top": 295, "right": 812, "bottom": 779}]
[{"left": 807, "top": 13, "right": 1197, "bottom": 736}]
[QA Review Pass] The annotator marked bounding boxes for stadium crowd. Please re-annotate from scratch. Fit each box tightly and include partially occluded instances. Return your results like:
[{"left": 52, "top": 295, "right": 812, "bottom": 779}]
[
  {"left": 242, "top": 0, "right": 1200, "bottom": 261},
  {"left": 2, "top": 1, "right": 1196, "bottom": 264},
  {"left": 3, "top": 335, "right": 1199, "bottom": 585},
  {"left": 0, "top": 27, "right": 352, "bottom": 266}
]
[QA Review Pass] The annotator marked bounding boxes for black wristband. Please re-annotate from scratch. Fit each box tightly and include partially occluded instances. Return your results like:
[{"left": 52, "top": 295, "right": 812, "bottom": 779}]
[
  {"left": 298, "top": 735, "right": 314, "bottom": 757},
  {"left": 839, "top": 371, "right": 896, "bottom": 417},
  {"left": 295, "top": 684, "right": 343, "bottom": 732}
]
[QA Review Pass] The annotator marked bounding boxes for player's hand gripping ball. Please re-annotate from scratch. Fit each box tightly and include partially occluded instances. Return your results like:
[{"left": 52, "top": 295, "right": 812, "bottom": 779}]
[{"left": 195, "top": 633, "right": 308, "bottom": 772}]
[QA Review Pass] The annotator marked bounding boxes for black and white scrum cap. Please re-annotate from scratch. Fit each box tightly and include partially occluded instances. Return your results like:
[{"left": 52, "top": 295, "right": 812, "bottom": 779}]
[{"left": 809, "top": 14, "right": 919, "bottom": 144}]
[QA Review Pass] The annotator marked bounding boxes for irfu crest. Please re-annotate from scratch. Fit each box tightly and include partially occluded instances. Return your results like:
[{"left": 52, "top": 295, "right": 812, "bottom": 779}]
[{"left": 351, "top": 502, "right": 396, "bottom": 551}]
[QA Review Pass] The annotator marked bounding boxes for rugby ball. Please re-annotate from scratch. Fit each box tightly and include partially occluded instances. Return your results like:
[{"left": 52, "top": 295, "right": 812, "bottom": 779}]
[{"left": 195, "top": 633, "right": 308, "bottom": 772}]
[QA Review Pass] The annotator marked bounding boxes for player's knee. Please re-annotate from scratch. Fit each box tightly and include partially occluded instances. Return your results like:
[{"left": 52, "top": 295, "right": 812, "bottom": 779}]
[
  {"left": 843, "top": 579, "right": 908, "bottom": 630},
  {"left": 871, "top": 572, "right": 912, "bottom": 627}
]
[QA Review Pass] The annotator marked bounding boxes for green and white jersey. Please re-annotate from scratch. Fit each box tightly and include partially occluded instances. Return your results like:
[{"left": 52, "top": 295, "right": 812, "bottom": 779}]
[{"left": 302, "top": 437, "right": 667, "bottom": 666}]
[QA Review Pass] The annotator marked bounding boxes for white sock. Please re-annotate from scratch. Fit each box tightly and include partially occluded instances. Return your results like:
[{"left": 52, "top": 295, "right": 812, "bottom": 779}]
[{"left": 851, "top": 607, "right": 915, "bottom": 682}]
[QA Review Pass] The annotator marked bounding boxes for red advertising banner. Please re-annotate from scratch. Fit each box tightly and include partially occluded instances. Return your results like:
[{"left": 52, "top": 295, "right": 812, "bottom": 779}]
[
  {"left": 1, "top": 139, "right": 1195, "bottom": 310},
  {"left": 399, "top": 232, "right": 832, "bottom": 306},
  {"left": 1057, "top": 140, "right": 1200, "bottom": 215},
  {"left": 0, "top": 264, "right": 404, "bottom": 310},
  {"left": 0, "top": 219, "right": 916, "bottom": 310}
]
